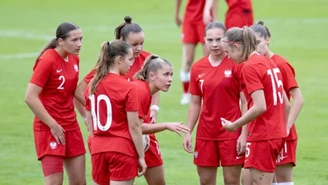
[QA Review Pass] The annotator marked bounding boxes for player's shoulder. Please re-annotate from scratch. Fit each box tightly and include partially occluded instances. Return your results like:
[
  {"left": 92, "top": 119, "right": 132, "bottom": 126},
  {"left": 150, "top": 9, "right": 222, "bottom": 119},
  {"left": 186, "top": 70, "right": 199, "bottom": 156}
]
[{"left": 193, "top": 56, "right": 209, "bottom": 67}]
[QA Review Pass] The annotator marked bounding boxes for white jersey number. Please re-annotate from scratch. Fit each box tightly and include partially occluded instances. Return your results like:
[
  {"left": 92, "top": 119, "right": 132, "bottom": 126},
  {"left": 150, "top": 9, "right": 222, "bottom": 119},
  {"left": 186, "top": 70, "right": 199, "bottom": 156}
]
[
  {"left": 89, "top": 94, "right": 113, "bottom": 132},
  {"left": 57, "top": 75, "right": 65, "bottom": 89},
  {"left": 267, "top": 68, "right": 283, "bottom": 105}
]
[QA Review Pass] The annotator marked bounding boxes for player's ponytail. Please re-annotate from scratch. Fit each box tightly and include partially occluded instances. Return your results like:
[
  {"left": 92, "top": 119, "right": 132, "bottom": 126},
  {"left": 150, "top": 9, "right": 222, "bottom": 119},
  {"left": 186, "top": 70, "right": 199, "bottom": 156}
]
[
  {"left": 114, "top": 16, "right": 143, "bottom": 40},
  {"left": 134, "top": 54, "right": 172, "bottom": 81},
  {"left": 89, "top": 40, "right": 132, "bottom": 94},
  {"left": 241, "top": 26, "right": 257, "bottom": 60}
]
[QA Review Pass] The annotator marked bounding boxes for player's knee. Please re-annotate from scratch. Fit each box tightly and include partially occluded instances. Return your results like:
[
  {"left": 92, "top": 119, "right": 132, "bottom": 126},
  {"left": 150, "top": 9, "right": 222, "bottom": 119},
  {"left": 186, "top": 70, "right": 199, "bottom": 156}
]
[
  {"left": 199, "top": 176, "right": 216, "bottom": 185},
  {"left": 68, "top": 179, "right": 86, "bottom": 185},
  {"left": 223, "top": 173, "right": 240, "bottom": 185}
]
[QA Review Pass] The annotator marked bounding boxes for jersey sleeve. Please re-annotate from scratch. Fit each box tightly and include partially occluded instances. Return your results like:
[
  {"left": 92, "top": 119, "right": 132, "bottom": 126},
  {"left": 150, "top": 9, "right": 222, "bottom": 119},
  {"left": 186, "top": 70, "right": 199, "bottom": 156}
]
[
  {"left": 83, "top": 68, "right": 96, "bottom": 84},
  {"left": 242, "top": 64, "right": 264, "bottom": 95},
  {"left": 278, "top": 62, "right": 298, "bottom": 92},
  {"left": 189, "top": 65, "right": 201, "bottom": 95},
  {"left": 30, "top": 58, "right": 53, "bottom": 88},
  {"left": 126, "top": 85, "right": 139, "bottom": 112}
]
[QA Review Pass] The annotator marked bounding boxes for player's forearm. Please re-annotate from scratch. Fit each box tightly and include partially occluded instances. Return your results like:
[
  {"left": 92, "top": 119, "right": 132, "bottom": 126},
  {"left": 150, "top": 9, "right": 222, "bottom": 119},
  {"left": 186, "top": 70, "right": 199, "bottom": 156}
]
[
  {"left": 287, "top": 88, "right": 304, "bottom": 129},
  {"left": 186, "top": 100, "right": 201, "bottom": 133},
  {"left": 74, "top": 81, "right": 87, "bottom": 105},
  {"left": 204, "top": 0, "right": 215, "bottom": 14},
  {"left": 141, "top": 123, "right": 167, "bottom": 134},
  {"left": 175, "top": 0, "right": 183, "bottom": 17},
  {"left": 85, "top": 111, "right": 93, "bottom": 135},
  {"left": 233, "top": 104, "right": 265, "bottom": 129},
  {"left": 211, "top": 0, "right": 218, "bottom": 20},
  {"left": 151, "top": 91, "right": 160, "bottom": 106},
  {"left": 128, "top": 113, "right": 144, "bottom": 158},
  {"left": 25, "top": 96, "right": 57, "bottom": 128},
  {"left": 74, "top": 97, "right": 86, "bottom": 119}
]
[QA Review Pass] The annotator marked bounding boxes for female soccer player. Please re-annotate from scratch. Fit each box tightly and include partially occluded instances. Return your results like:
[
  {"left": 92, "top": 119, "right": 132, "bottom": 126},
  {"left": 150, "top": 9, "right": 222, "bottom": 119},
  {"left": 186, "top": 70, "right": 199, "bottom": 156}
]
[
  {"left": 175, "top": 0, "right": 217, "bottom": 105},
  {"left": 25, "top": 22, "right": 86, "bottom": 185},
  {"left": 221, "top": 27, "right": 289, "bottom": 185},
  {"left": 183, "top": 21, "right": 247, "bottom": 185},
  {"left": 75, "top": 16, "right": 159, "bottom": 123},
  {"left": 250, "top": 21, "right": 304, "bottom": 185},
  {"left": 133, "top": 55, "right": 190, "bottom": 185},
  {"left": 85, "top": 40, "right": 147, "bottom": 185}
]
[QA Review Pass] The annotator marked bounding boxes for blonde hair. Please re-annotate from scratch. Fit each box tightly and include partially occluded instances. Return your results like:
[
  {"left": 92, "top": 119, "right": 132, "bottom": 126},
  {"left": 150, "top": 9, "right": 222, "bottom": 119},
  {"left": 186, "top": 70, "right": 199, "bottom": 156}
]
[
  {"left": 134, "top": 54, "right": 172, "bottom": 81},
  {"left": 224, "top": 26, "right": 257, "bottom": 60},
  {"left": 89, "top": 40, "right": 131, "bottom": 94}
]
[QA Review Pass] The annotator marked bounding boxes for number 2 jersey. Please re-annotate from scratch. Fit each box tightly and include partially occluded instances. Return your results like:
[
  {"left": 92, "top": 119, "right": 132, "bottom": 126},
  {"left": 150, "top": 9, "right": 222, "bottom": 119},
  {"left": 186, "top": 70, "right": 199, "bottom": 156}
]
[
  {"left": 189, "top": 56, "right": 243, "bottom": 140},
  {"left": 242, "top": 54, "right": 287, "bottom": 141},
  {"left": 30, "top": 49, "right": 80, "bottom": 131},
  {"left": 85, "top": 73, "right": 139, "bottom": 157}
]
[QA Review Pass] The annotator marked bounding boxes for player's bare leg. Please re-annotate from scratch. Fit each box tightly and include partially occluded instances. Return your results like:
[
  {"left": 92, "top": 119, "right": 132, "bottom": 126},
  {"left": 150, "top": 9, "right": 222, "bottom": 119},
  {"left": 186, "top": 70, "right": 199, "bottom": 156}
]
[
  {"left": 144, "top": 165, "right": 165, "bottom": 185},
  {"left": 64, "top": 154, "right": 86, "bottom": 185},
  {"left": 109, "top": 179, "right": 135, "bottom": 185},
  {"left": 180, "top": 43, "right": 197, "bottom": 105},
  {"left": 44, "top": 172, "right": 63, "bottom": 185},
  {"left": 250, "top": 168, "right": 274, "bottom": 185},
  {"left": 222, "top": 165, "right": 242, "bottom": 185},
  {"left": 242, "top": 168, "right": 252, "bottom": 185},
  {"left": 275, "top": 163, "right": 294, "bottom": 184},
  {"left": 197, "top": 166, "right": 217, "bottom": 185}
]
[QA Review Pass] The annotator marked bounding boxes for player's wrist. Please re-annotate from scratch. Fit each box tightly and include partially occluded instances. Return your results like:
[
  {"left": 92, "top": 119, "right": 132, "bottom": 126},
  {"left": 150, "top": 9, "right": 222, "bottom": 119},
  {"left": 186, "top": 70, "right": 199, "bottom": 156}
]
[{"left": 150, "top": 105, "right": 159, "bottom": 112}]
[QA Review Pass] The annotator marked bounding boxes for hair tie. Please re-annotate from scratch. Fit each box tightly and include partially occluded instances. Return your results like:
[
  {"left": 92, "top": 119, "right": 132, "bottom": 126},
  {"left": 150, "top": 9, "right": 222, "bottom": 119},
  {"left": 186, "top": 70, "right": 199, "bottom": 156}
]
[{"left": 107, "top": 41, "right": 111, "bottom": 46}]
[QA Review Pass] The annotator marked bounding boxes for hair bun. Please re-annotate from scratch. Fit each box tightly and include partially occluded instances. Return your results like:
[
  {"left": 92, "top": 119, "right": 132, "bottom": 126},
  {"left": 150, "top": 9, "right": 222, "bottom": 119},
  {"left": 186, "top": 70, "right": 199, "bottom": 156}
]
[
  {"left": 124, "top": 16, "right": 132, "bottom": 23},
  {"left": 258, "top": 21, "right": 264, "bottom": 25}
]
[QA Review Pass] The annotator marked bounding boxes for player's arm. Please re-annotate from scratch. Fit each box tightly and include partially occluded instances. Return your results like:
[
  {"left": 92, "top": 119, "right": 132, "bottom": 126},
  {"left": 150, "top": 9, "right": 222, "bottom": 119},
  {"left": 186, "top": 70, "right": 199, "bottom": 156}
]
[
  {"left": 85, "top": 111, "right": 93, "bottom": 135},
  {"left": 175, "top": 0, "right": 183, "bottom": 27},
  {"left": 186, "top": 95, "right": 202, "bottom": 133},
  {"left": 74, "top": 80, "right": 87, "bottom": 105},
  {"left": 203, "top": 0, "right": 218, "bottom": 25},
  {"left": 150, "top": 92, "right": 160, "bottom": 123},
  {"left": 25, "top": 83, "right": 65, "bottom": 144},
  {"left": 222, "top": 90, "right": 266, "bottom": 131},
  {"left": 237, "top": 91, "right": 248, "bottom": 154},
  {"left": 287, "top": 87, "right": 304, "bottom": 131},
  {"left": 141, "top": 119, "right": 189, "bottom": 136}
]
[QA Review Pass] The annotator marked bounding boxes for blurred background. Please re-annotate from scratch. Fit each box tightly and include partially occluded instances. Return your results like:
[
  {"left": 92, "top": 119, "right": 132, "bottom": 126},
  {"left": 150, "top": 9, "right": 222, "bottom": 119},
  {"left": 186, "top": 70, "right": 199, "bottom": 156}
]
[{"left": 0, "top": 0, "right": 327, "bottom": 184}]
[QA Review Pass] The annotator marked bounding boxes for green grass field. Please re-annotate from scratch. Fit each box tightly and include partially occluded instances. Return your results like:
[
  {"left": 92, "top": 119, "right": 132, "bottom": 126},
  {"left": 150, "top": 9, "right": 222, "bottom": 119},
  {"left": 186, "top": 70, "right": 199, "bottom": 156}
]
[{"left": 1, "top": 0, "right": 328, "bottom": 184}]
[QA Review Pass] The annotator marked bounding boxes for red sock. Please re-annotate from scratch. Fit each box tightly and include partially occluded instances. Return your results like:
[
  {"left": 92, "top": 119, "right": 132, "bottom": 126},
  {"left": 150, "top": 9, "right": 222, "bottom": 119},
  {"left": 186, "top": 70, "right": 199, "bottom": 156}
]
[{"left": 182, "top": 82, "right": 189, "bottom": 93}]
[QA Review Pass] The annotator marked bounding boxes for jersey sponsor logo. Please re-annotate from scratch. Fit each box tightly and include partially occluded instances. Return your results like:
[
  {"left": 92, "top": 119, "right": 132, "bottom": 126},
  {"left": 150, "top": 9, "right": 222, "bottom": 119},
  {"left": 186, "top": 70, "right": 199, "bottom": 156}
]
[
  {"left": 49, "top": 141, "right": 57, "bottom": 150},
  {"left": 74, "top": 64, "right": 79, "bottom": 72},
  {"left": 198, "top": 73, "right": 206, "bottom": 78},
  {"left": 194, "top": 151, "right": 198, "bottom": 159},
  {"left": 224, "top": 70, "right": 232, "bottom": 77},
  {"left": 56, "top": 69, "right": 63, "bottom": 73}
]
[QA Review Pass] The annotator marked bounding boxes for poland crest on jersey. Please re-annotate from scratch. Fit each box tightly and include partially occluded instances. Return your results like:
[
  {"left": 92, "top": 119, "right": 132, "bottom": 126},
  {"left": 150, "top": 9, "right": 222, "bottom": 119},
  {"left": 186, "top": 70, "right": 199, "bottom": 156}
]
[
  {"left": 50, "top": 141, "right": 57, "bottom": 150},
  {"left": 224, "top": 70, "right": 232, "bottom": 77},
  {"left": 74, "top": 64, "right": 79, "bottom": 72}
]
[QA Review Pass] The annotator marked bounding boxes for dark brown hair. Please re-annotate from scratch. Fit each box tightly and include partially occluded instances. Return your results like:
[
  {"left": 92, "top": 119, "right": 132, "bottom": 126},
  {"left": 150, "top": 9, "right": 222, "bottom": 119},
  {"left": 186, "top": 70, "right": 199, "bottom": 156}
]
[
  {"left": 36, "top": 22, "right": 79, "bottom": 63},
  {"left": 114, "top": 16, "right": 143, "bottom": 41}
]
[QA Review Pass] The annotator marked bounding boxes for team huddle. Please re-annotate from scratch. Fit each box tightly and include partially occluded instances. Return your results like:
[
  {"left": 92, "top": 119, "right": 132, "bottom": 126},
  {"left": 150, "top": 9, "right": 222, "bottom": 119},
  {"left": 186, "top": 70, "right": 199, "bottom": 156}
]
[{"left": 24, "top": 0, "right": 303, "bottom": 185}]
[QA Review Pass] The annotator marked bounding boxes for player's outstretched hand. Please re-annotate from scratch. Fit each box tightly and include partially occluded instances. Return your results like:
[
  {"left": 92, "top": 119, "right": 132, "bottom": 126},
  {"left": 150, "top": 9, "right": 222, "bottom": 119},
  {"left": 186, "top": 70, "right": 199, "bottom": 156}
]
[{"left": 166, "top": 122, "right": 190, "bottom": 136}]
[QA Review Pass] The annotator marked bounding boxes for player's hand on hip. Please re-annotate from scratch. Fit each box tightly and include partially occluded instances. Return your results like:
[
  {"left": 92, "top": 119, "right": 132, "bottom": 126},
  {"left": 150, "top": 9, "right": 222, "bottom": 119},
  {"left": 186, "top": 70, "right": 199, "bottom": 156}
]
[
  {"left": 221, "top": 117, "right": 236, "bottom": 132},
  {"left": 137, "top": 157, "right": 147, "bottom": 177},
  {"left": 49, "top": 122, "right": 65, "bottom": 145},
  {"left": 183, "top": 132, "right": 193, "bottom": 153}
]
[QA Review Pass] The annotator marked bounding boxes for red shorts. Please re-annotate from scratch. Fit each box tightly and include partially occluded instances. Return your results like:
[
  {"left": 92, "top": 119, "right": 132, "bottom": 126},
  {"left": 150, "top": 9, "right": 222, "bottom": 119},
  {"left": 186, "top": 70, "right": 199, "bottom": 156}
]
[
  {"left": 34, "top": 129, "right": 86, "bottom": 160},
  {"left": 92, "top": 152, "right": 138, "bottom": 184},
  {"left": 276, "top": 139, "right": 297, "bottom": 166},
  {"left": 182, "top": 22, "right": 206, "bottom": 44},
  {"left": 225, "top": 9, "right": 253, "bottom": 29},
  {"left": 244, "top": 139, "right": 285, "bottom": 172},
  {"left": 194, "top": 139, "right": 244, "bottom": 167},
  {"left": 145, "top": 138, "right": 163, "bottom": 167}
]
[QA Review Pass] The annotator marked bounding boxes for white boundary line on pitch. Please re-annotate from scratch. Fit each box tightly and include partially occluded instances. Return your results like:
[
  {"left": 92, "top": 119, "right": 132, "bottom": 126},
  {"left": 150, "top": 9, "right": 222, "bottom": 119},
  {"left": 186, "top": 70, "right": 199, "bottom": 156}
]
[
  {"left": 0, "top": 52, "right": 38, "bottom": 61},
  {"left": 0, "top": 30, "right": 52, "bottom": 41}
]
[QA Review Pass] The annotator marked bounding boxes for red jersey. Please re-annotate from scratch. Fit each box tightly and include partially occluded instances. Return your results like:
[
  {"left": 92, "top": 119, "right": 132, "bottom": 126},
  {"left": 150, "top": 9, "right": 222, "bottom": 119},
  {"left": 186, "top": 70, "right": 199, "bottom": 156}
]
[
  {"left": 30, "top": 49, "right": 80, "bottom": 131},
  {"left": 83, "top": 51, "right": 151, "bottom": 83},
  {"left": 85, "top": 73, "right": 139, "bottom": 157},
  {"left": 242, "top": 54, "right": 287, "bottom": 141},
  {"left": 226, "top": 0, "right": 252, "bottom": 11},
  {"left": 183, "top": 0, "right": 206, "bottom": 23},
  {"left": 189, "top": 56, "right": 242, "bottom": 140},
  {"left": 271, "top": 54, "right": 299, "bottom": 140},
  {"left": 132, "top": 80, "right": 159, "bottom": 145}
]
